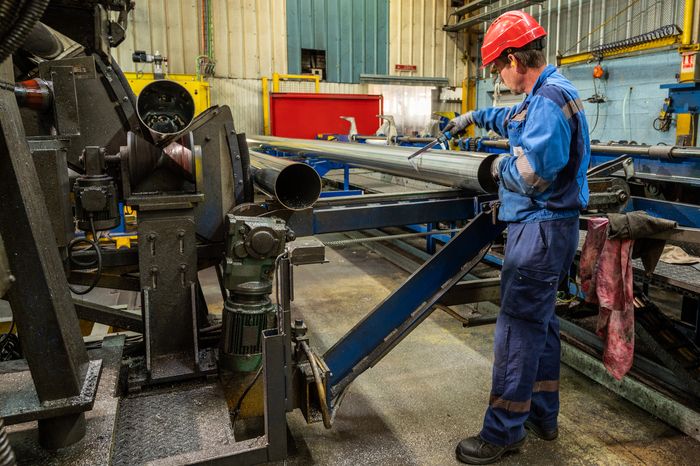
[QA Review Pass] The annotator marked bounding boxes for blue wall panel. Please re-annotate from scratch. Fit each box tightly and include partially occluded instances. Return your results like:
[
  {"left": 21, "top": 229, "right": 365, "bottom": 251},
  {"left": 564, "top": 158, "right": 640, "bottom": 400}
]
[
  {"left": 326, "top": 0, "right": 341, "bottom": 82},
  {"left": 287, "top": 0, "right": 388, "bottom": 83},
  {"left": 561, "top": 51, "right": 679, "bottom": 145},
  {"left": 475, "top": 51, "right": 681, "bottom": 146},
  {"left": 287, "top": 2, "right": 302, "bottom": 79}
]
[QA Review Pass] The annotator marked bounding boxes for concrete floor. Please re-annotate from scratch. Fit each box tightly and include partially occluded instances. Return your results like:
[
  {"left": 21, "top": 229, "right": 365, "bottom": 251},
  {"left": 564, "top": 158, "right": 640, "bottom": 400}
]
[{"left": 280, "top": 240, "right": 700, "bottom": 465}]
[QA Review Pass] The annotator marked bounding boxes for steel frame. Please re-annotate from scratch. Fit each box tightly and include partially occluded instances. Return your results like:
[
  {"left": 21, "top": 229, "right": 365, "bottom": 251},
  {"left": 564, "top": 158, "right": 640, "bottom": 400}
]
[{"left": 0, "top": 60, "right": 97, "bottom": 449}]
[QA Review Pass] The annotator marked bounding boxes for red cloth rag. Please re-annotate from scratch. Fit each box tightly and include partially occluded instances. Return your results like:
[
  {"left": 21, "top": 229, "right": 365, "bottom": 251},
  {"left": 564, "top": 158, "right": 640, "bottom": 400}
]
[{"left": 579, "top": 217, "right": 635, "bottom": 380}]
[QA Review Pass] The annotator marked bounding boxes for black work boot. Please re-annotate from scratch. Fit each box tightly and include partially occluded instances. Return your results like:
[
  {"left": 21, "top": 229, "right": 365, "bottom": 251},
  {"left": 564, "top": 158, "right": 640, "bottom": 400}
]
[
  {"left": 455, "top": 434, "right": 526, "bottom": 465},
  {"left": 524, "top": 420, "right": 558, "bottom": 441}
]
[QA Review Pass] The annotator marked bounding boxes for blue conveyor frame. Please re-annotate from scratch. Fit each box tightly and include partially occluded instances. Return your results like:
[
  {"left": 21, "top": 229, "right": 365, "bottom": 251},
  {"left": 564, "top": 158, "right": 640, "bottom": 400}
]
[{"left": 320, "top": 205, "right": 506, "bottom": 402}]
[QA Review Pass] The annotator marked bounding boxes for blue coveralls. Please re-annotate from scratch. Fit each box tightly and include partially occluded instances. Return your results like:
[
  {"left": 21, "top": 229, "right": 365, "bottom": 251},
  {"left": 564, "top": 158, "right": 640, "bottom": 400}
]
[{"left": 471, "top": 65, "right": 590, "bottom": 446}]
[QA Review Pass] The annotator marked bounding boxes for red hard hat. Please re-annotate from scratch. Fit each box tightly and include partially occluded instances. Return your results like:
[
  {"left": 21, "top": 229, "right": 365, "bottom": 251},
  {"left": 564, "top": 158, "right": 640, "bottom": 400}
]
[{"left": 481, "top": 10, "right": 547, "bottom": 67}]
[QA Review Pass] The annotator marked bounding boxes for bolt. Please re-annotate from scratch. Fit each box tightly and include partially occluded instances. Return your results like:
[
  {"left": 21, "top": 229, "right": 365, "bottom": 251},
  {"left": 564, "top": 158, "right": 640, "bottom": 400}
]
[
  {"left": 235, "top": 155, "right": 240, "bottom": 160},
  {"left": 177, "top": 230, "right": 185, "bottom": 238},
  {"left": 204, "top": 136, "right": 211, "bottom": 142},
  {"left": 148, "top": 233, "right": 156, "bottom": 241},
  {"left": 150, "top": 266, "right": 158, "bottom": 274},
  {"left": 180, "top": 264, "right": 187, "bottom": 271},
  {"left": 122, "top": 96, "right": 129, "bottom": 102}
]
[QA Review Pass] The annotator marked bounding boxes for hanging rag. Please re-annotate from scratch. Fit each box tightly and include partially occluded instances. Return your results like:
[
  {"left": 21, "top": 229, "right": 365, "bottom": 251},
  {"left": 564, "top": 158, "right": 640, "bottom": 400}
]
[
  {"left": 580, "top": 217, "right": 634, "bottom": 379},
  {"left": 607, "top": 211, "right": 677, "bottom": 274}
]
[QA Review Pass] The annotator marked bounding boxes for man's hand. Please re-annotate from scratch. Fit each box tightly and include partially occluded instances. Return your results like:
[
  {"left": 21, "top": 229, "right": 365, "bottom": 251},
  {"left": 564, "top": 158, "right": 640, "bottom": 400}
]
[
  {"left": 490, "top": 153, "right": 508, "bottom": 182},
  {"left": 447, "top": 111, "right": 475, "bottom": 133}
]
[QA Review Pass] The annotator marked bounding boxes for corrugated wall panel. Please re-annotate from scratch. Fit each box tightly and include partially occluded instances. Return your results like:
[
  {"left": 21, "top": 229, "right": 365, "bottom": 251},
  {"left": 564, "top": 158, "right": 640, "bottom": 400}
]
[
  {"left": 471, "top": 0, "right": 685, "bottom": 77},
  {"left": 112, "top": 0, "right": 287, "bottom": 78},
  {"left": 210, "top": 78, "right": 264, "bottom": 134},
  {"left": 320, "top": 83, "right": 369, "bottom": 94},
  {"left": 287, "top": 0, "right": 389, "bottom": 83},
  {"left": 389, "top": 0, "right": 467, "bottom": 86},
  {"left": 210, "top": 79, "right": 369, "bottom": 136}
]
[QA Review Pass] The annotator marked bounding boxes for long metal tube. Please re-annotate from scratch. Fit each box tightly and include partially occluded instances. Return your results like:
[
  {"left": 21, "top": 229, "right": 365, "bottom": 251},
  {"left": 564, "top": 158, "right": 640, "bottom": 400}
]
[
  {"left": 249, "top": 150, "right": 322, "bottom": 210},
  {"left": 247, "top": 135, "right": 500, "bottom": 194},
  {"left": 479, "top": 138, "right": 700, "bottom": 159}
]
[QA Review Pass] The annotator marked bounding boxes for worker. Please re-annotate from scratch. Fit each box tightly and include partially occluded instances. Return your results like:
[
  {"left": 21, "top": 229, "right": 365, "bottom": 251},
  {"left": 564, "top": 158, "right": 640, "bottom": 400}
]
[{"left": 448, "top": 10, "right": 590, "bottom": 465}]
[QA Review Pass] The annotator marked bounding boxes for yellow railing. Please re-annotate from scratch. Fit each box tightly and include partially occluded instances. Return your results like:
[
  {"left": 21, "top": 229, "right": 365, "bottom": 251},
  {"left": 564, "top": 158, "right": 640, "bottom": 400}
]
[
  {"left": 262, "top": 73, "right": 321, "bottom": 135},
  {"left": 557, "top": 35, "right": 681, "bottom": 66}
]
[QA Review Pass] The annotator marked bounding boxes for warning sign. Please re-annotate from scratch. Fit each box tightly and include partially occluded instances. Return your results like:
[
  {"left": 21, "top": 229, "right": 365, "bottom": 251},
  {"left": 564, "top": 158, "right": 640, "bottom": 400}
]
[{"left": 681, "top": 52, "right": 696, "bottom": 73}]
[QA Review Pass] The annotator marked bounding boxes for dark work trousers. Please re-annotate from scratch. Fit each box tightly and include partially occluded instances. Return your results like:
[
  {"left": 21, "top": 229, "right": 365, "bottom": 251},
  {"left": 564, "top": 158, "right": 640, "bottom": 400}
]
[{"left": 479, "top": 217, "right": 579, "bottom": 446}]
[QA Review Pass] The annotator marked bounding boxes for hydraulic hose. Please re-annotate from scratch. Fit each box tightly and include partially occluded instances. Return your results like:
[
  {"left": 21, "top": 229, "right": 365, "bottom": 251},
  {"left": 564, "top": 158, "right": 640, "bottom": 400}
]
[
  {"left": 301, "top": 341, "right": 332, "bottom": 429},
  {"left": 0, "top": 0, "right": 50, "bottom": 64}
]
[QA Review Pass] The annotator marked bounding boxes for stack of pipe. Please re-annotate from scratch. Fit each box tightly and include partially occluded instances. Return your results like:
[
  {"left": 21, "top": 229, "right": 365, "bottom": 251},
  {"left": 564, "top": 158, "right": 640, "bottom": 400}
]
[{"left": 247, "top": 135, "right": 500, "bottom": 194}]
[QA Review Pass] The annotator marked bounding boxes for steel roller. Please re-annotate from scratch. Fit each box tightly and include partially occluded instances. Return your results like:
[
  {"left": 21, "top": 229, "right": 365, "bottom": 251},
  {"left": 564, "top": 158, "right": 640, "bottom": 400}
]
[{"left": 249, "top": 150, "right": 322, "bottom": 210}]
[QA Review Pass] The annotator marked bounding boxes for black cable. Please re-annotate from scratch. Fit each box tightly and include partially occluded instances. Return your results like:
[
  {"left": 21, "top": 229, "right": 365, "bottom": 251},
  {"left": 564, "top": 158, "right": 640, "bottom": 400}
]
[
  {"left": 0, "top": 318, "right": 19, "bottom": 361},
  {"left": 590, "top": 102, "right": 601, "bottom": 135},
  {"left": 231, "top": 366, "right": 263, "bottom": 425},
  {"left": 589, "top": 78, "right": 601, "bottom": 136},
  {"left": 67, "top": 237, "right": 102, "bottom": 295},
  {"left": 67, "top": 218, "right": 103, "bottom": 295}
]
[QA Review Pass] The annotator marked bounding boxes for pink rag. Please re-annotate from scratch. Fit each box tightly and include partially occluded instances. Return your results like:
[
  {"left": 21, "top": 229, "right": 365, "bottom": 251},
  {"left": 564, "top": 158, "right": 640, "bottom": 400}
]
[{"left": 579, "top": 217, "right": 635, "bottom": 380}]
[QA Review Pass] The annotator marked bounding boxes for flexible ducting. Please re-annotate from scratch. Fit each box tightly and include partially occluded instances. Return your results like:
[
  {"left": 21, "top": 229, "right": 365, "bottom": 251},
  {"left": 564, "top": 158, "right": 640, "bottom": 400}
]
[{"left": 0, "top": 0, "right": 50, "bottom": 64}]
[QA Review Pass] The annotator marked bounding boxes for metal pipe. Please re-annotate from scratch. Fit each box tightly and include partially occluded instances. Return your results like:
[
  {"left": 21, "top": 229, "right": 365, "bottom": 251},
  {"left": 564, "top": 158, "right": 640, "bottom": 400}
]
[
  {"left": 479, "top": 138, "right": 700, "bottom": 159},
  {"left": 248, "top": 150, "right": 322, "bottom": 210},
  {"left": 682, "top": 0, "right": 695, "bottom": 45},
  {"left": 136, "top": 80, "right": 195, "bottom": 146},
  {"left": 247, "top": 135, "right": 500, "bottom": 194}
]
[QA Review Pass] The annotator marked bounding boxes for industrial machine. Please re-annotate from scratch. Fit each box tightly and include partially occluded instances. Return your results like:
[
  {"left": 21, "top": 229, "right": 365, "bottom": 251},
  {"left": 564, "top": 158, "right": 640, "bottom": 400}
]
[
  {"left": 1, "top": 1, "right": 318, "bottom": 463},
  {"left": 1, "top": 2, "right": 698, "bottom": 465}
]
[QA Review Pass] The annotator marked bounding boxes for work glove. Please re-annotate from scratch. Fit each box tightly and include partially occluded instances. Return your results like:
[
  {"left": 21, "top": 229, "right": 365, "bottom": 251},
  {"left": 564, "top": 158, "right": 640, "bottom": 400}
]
[
  {"left": 490, "top": 153, "right": 508, "bottom": 182},
  {"left": 446, "top": 111, "right": 475, "bottom": 133}
]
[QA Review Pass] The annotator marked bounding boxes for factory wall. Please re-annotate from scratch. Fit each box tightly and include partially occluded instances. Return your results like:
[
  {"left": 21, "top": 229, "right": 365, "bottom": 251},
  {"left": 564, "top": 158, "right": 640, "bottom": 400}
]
[
  {"left": 389, "top": 0, "right": 467, "bottom": 86},
  {"left": 113, "top": 0, "right": 467, "bottom": 83},
  {"left": 474, "top": 50, "right": 680, "bottom": 145},
  {"left": 286, "top": 0, "right": 389, "bottom": 83},
  {"left": 111, "top": 1, "right": 470, "bottom": 134},
  {"left": 111, "top": 0, "right": 692, "bottom": 140},
  {"left": 211, "top": 78, "right": 368, "bottom": 135},
  {"left": 473, "top": 0, "right": 687, "bottom": 146},
  {"left": 113, "top": 0, "right": 287, "bottom": 78},
  {"left": 470, "top": 0, "right": 686, "bottom": 76},
  {"left": 561, "top": 51, "right": 679, "bottom": 145}
]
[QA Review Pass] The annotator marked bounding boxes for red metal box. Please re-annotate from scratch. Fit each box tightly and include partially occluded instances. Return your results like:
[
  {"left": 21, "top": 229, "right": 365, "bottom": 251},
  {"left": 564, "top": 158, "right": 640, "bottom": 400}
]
[{"left": 270, "top": 93, "right": 383, "bottom": 139}]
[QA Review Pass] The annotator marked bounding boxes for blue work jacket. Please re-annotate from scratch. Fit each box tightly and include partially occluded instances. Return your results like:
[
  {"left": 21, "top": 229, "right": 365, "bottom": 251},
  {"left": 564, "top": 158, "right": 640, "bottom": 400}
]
[{"left": 473, "top": 65, "right": 591, "bottom": 223}]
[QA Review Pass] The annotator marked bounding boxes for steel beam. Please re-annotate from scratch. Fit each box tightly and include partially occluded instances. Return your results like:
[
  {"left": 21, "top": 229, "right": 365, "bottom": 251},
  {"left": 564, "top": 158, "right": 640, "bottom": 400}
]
[
  {"left": 0, "top": 59, "right": 90, "bottom": 449},
  {"left": 73, "top": 300, "right": 143, "bottom": 333}
]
